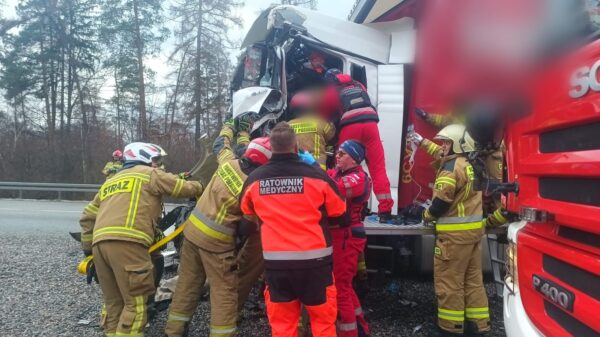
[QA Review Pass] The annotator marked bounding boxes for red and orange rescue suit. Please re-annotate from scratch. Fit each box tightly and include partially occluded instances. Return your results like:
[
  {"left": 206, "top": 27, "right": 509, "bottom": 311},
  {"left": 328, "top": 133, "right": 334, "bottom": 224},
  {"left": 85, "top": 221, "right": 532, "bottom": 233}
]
[
  {"left": 328, "top": 165, "right": 372, "bottom": 337},
  {"left": 240, "top": 153, "right": 347, "bottom": 337},
  {"left": 321, "top": 74, "right": 394, "bottom": 215}
]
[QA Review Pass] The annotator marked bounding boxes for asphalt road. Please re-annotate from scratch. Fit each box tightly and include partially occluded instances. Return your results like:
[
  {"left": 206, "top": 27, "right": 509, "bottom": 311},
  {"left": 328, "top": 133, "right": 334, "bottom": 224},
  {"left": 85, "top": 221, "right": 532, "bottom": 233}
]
[
  {"left": 0, "top": 198, "right": 85, "bottom": 233},
  {"left": 0, "top": 199, "right": 506, "bottom": 337}
]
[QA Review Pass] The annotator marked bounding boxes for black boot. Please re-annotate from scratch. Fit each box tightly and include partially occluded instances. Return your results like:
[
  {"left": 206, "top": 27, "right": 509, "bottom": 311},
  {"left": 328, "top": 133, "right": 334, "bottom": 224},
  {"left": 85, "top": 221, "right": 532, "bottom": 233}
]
[
  {"left": 357, "top": 323, "right": 370, "bottom": 337},
  {"left": 431, "top": 327, "right": 464, "bottom": 337},
  {"left": 464, "top": 321, "right": 489, "bottom": 337}
]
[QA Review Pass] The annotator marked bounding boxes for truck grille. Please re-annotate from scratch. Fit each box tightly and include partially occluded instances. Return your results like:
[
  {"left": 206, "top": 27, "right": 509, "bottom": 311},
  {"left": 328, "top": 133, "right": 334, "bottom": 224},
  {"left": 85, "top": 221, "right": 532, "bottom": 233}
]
[
  {"left": 558, "top": 226, "right": 600, "bottom": 250},
  {"left": 544, "top": 300, "right": 600, "bottom": 337},
  {"left": 539, "top": 177, "right": 600, "bottom": 206},
  {"left": 540, "top": 121, "right": 600, "bottom": 153},
  {"left": 544, "top": 255, "right": 600, "bottom": 301}
]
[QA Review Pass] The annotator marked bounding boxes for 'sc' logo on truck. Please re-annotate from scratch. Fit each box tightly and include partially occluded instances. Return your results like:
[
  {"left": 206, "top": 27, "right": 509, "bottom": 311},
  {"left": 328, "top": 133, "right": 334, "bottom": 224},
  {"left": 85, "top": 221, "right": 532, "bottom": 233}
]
[{"left": 569, "top": 59, "right": 600, "bottom": 98}]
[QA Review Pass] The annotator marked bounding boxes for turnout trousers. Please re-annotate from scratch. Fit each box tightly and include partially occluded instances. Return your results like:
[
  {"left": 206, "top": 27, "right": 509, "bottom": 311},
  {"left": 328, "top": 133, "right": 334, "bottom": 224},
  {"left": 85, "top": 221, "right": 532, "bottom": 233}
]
[
  {"left": 165, "top": 238, "right": 238, "bottom": 337},
  {"left": 332, "top": 228, "right": 369, "bottom": 337},
  {"left": 236, "top": 231, "right": 265, "bottom": 311},
  {"left": 93, "top": 240, "right": 155, "bottom": 337},
  {"left": 264, "top": 265, "right": 337, "bottom": 337},
  {"left": 338, "top": 122, "right": 393, "bottom": 213},
  {"left": 434, "top": 238, "right": 491, "bottom": 334}
]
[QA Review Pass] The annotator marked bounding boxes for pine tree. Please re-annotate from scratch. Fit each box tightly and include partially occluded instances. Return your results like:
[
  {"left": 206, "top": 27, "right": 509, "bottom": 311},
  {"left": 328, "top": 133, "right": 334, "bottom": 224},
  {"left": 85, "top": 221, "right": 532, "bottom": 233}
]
[
  {"left": 169, "top": 0, "right": 241, "bottom": 153},
  {"left": 99, "top": 0, "right": 168, "bottom": 141},
  {"left": 0, "top": 0, "right": 101, "bottom": 181}
]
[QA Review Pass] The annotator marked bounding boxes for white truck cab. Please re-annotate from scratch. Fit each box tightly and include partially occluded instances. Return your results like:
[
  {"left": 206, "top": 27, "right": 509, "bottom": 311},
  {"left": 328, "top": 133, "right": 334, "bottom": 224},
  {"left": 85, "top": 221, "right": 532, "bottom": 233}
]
[{"left": 231, "top": 5, "right": 417, "bottom": 213}]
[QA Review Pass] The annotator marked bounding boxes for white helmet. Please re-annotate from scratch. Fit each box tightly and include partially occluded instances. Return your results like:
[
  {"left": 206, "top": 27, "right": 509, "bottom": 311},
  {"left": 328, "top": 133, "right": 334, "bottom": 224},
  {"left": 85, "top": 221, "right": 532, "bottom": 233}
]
[
  {"left": 123, "top": 142, "right": 164, "bottom": 165},
  {"left": 149, "top": 143, "right": 167, "bottom": 157}
]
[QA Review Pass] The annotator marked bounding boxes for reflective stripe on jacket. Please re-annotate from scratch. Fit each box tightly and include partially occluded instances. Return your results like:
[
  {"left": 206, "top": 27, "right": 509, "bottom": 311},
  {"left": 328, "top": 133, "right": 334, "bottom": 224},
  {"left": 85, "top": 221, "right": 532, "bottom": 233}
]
[
  {"left": 183, "top": 125, "right": 251, "bottom": 252},
  {"left": 79, "top": 165, "right": 203, "bottom": 251},
  {"left": 289, "top": 115, "right": 335, "bottom": 169},
  {"left": 328, "top": 166, "right": 371, "bottom": 225},
  {"left": 432, "top": 155, "right": 484, "bottom": 244},
  {"left": 101, "top": 160, "right": 123, "bottom": 178},
  {"left": 240, "top": 153, "right": 346, "bottom": 269}
]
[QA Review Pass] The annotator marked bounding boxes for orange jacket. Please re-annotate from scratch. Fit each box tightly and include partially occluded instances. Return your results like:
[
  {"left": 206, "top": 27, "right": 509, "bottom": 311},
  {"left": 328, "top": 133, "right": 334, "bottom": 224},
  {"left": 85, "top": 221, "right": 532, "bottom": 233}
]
[{"left": 240, "top": 153, "right": 346, "bottom": 269}]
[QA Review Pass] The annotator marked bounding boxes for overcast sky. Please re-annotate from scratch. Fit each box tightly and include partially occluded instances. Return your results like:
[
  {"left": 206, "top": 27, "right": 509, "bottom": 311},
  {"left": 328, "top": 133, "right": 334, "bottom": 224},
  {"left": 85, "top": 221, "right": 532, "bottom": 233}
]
[{"left": 1, "top": 0, "right": 356, "bottom": 79}]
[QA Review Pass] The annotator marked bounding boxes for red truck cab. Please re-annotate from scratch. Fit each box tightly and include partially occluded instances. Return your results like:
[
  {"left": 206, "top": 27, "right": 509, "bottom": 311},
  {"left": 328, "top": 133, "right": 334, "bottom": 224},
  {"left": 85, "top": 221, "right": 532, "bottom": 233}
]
[{"left": 503, "top": 36, "right": 600, "bottom": 337}]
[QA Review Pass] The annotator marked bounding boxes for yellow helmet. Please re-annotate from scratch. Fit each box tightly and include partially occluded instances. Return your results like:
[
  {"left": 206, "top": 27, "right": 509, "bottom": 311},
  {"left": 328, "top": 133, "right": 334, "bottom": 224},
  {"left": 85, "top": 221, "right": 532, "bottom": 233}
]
[{"left": 434, "top": 124, "right": 476, "bottom": 154}]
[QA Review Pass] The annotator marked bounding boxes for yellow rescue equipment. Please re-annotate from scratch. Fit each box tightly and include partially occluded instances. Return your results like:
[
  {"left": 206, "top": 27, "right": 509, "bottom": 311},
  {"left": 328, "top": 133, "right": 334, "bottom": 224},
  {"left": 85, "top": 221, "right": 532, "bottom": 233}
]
[
  {"left": 78, "top": 255, "right": 94, "bottom": 275},
  {"left": 77, "top": 223, "right": 187, "bottom": 275}
]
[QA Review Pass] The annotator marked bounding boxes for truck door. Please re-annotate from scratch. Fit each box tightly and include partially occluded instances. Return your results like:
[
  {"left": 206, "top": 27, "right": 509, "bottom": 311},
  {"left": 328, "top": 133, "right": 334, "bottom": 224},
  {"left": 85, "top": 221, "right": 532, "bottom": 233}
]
[{"left": 372, "top": 64, "right": 406, "bottom": 214}]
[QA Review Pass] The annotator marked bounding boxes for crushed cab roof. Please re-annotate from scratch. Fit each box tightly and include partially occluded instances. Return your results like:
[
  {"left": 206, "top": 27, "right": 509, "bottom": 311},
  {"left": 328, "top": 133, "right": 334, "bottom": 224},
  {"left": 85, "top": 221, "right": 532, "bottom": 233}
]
[{"left": 241, "top": 5, "right": 395, "bottom": 64}]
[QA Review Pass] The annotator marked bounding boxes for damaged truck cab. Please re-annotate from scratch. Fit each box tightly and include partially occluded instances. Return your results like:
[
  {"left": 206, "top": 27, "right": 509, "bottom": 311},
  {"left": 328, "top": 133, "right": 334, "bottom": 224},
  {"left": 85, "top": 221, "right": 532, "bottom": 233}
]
[{"left": 231, "top": 5, "right": 417, "bottom": 212}]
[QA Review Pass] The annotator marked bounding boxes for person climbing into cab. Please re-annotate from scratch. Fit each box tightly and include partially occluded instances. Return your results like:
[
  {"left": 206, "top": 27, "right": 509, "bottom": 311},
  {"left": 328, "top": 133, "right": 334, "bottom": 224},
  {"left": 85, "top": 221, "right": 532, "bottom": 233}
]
[{"left": 319, "top": 68, "right": 395, "bottom": 222}]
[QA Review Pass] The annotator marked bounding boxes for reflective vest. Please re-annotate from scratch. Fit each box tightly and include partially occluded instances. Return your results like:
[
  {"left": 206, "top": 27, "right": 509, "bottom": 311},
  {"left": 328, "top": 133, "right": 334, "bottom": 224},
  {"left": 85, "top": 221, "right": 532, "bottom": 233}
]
[
  {"left": 335, "top": 78, "right": 379, "bottom": 128},
  {"left": 337, "top": 80, "right": 372, "bottom": 112}
]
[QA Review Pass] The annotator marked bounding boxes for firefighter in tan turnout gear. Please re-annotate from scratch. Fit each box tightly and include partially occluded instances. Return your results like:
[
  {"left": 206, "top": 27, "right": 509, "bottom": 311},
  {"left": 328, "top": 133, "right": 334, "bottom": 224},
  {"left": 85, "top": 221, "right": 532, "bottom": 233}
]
[
  {"left": 101, "top": 149, "right": 124, "bottom": 179},
  {"left": 414, "top": 107, "right": 508, "bottom": 227},
  {"left": 420, "top": 124, "right": 491, "bottom": 336},
  {"left": 79, "top": 142, "right": 203, "bottom": 337},
  {"left": 165, "top": 120, "right": 272, "bottom": 337},
  {"left": 288, "top": 91, "right": 336, "bottom": 170}
]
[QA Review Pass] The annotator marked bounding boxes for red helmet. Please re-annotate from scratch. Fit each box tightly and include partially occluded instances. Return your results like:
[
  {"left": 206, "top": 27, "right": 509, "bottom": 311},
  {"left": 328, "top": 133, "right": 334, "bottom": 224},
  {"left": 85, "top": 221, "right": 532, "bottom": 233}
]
[
  {"left": 308, "top": 51, "right": 326, "bottom": 74},
  {"left": 112, "top": 150, "right": 123, "bottom": 159},
  {"left": 244, "top": 137, "right": 272, "bottom": 165},
  {"left": 289, "top": 91, "right": 313, "bottom": 116}
]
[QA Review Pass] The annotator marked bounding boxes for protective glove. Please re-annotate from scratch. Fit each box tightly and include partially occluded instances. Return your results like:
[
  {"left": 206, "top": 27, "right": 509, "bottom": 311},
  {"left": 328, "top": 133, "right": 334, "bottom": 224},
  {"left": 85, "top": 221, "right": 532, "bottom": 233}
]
[
  {"left": 422, "top": 208, "right": 437, "bottom": 225},
  {"left": 153, "top": 228, "right": 166, "bottom": 250},
  {"left": 86, "top": 261, "right": 99, "bottom": 284},
  {"left": 178, "top": 172, "right": 191, "bottom": 180},
  {"left": 298, "top": 150, "right": 317, "bottom": 166},
  {"left": 406, "top": 131, "right": 424, "bottom": 146},
  {"left": 415, "top": 107, "right": 429, "bottom": 120},
  {"left": 108, "top": 167, "right": 118, "bottom": 174},
  {"left": 223, "top": 118, "right": 235, "bottom": 130},
  {"left": 235, "top": 113, "right": 255, "bottom": 133},
  {"left": 325, "top": 145, "right": 335, "bottom": 157}
]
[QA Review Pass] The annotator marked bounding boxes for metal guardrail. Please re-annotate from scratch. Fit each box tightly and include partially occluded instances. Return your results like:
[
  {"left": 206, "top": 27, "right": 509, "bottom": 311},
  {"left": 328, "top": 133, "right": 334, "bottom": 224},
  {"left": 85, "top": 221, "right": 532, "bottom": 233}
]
[{"left": 0, "top": 181, "right": 100, "bottom": 199}]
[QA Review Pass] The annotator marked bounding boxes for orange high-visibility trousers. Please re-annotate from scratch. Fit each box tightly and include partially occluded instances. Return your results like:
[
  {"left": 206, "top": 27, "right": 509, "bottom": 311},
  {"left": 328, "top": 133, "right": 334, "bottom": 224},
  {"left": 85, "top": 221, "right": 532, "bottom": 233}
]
[{"left": 264, "top": 266, "right": 337, "bottom": 337}]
